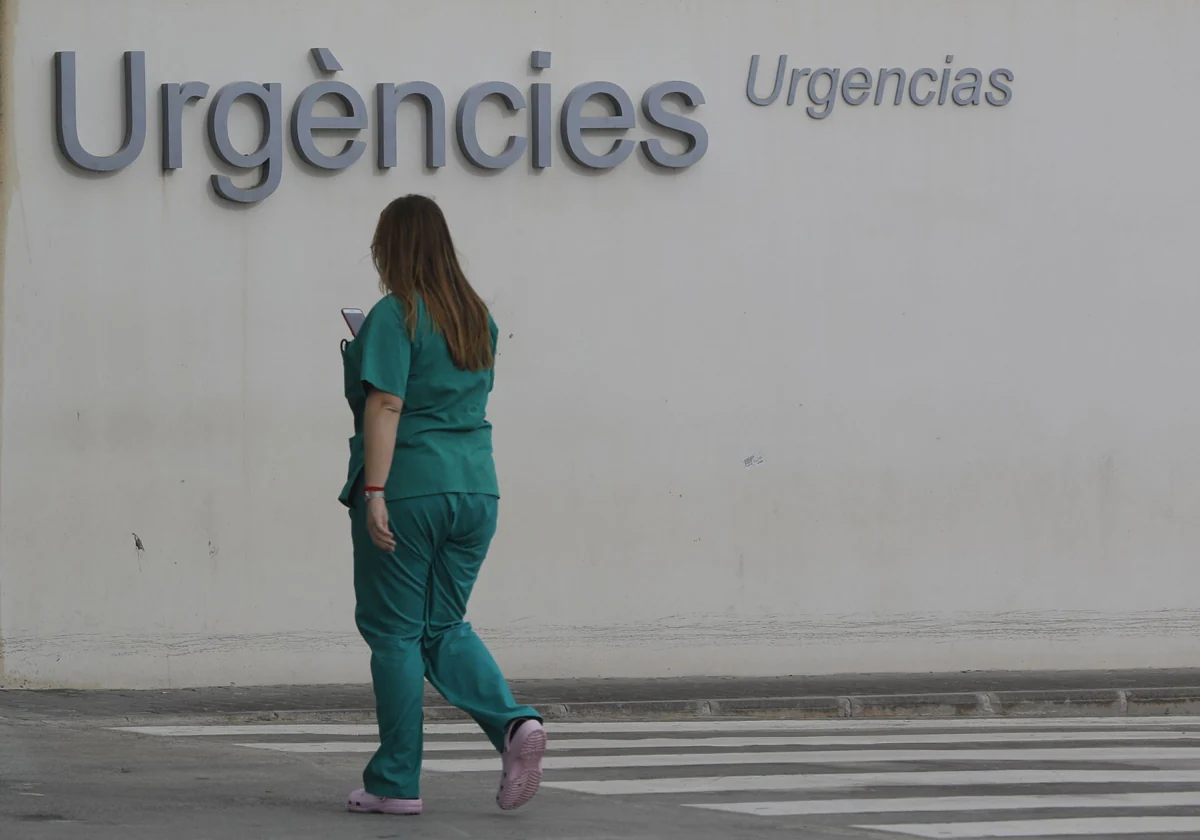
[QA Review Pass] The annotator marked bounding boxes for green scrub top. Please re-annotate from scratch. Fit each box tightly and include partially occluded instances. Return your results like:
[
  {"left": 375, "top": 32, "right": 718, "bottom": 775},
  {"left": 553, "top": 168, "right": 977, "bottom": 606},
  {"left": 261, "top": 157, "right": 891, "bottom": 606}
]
[{"left": 338, "top": 293, "right": 500, "bottom": 507}]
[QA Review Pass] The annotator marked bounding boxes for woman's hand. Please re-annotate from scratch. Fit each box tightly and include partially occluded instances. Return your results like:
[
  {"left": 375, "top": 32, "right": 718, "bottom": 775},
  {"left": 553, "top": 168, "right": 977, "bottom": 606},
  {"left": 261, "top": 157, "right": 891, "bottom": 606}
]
[
  {"left": 366, "top": 496, "right": 396, "bottom": 552},
  {"left": 361, "top": 387, "right": 403, "bottom": 553}
]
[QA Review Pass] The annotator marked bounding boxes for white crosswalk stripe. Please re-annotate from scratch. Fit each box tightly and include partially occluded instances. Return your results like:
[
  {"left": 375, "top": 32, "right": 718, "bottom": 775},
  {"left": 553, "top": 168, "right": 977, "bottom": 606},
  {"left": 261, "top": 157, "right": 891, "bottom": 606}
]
[
  {"left": 112, "top": 716, "right": 1200, "bottom": 838},
  {"left": 112, "top": 716, "right": 1200, "bottom": 737},
  {"left": 868, "top": 817, "right": 1200, "bottom": 838},
  {"left": 547, "top": 769, "right": 1200, "bottom": 795},
  {"left": 691, "top": 792, "right": 1200, "bottom": 816}
]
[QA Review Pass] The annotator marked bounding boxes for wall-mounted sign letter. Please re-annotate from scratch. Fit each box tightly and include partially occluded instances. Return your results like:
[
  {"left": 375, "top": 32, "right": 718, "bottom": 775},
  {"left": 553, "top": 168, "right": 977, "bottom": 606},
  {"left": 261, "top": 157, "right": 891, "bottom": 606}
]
[
  {"left": 530, "top": 51, "right": 553, "bottom": 170},
  {"left": 456, "top": 82, "right": 528, "bottom": 170},
  {"left": 987, "top": 70, "right": 1014, "bottom": 106},
  {"left": 161, "top": 82, "right": 209, "bottom": 170},
  {"left": 909, "top": 68, "right": 939, "bottom": 106},
  {"left": 377, "top": 82, "right": 446, "bottom": 170},
  {"left": 640, "top": 81, "right": 707, "bottom": 169},
  {"left": 54, "top": 50, "right": 147, "bottom": 172},
  {"left": 746, "top": 55, "right": 787, "bottom": 106},
  {"left": 291, "top": 81, "right": 368, "bottom": 170},
  {"left": 207, "top": 81, "right": 284, "bottom": 203},
  {"left": 561, "top": 81, "right": 635, "bottom": 169}
]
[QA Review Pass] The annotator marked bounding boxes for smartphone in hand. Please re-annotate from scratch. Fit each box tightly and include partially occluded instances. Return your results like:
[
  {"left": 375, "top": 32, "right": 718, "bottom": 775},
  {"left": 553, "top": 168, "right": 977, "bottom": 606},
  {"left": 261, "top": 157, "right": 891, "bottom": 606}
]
[{"left": 342, "top": 308, "right": 365, "bottom": 336}]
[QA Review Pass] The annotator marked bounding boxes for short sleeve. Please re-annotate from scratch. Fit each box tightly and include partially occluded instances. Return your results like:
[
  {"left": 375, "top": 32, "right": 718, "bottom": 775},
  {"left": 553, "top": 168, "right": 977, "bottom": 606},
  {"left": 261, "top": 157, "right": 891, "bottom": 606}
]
[
  {"left": 487, "top": 315, "right": 499, "bottom": 392},
  {"left": 356, "top": 298, "right": 412, "bottom": 400}
]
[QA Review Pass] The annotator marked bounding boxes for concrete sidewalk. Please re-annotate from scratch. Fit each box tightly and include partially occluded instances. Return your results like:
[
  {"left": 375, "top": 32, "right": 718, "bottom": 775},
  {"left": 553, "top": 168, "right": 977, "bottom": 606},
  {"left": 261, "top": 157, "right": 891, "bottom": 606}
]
[{"left": 4, "top": 668, "right": 1200, "bottom": 724}]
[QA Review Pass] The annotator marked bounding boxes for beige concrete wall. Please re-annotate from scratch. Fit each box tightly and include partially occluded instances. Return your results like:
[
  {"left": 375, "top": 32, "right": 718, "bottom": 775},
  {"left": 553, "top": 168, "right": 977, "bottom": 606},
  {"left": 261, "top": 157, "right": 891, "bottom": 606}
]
[{"left": 2, "top": 0, "right": 1199, "bottom": 688}]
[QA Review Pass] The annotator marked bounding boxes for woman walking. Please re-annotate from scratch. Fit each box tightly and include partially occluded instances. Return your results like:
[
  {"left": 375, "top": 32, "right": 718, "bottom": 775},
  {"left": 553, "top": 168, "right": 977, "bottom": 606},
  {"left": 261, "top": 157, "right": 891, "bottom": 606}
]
[{"left": 338, "top": 194, "right": 545, "bottom": 815}]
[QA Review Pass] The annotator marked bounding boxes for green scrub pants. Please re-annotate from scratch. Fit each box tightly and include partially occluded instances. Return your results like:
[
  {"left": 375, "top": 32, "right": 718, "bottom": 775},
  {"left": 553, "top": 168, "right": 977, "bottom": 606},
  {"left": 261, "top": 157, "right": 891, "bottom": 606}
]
[{"left": 351, "top": 492, "right": 540, "bottom": 799}]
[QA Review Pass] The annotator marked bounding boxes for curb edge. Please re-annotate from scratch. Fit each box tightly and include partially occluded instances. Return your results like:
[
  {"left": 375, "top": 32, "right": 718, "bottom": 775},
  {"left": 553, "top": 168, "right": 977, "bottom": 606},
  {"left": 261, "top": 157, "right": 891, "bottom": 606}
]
[{"left": 85, "top": 684, "right": 1200, "bottom": 727}]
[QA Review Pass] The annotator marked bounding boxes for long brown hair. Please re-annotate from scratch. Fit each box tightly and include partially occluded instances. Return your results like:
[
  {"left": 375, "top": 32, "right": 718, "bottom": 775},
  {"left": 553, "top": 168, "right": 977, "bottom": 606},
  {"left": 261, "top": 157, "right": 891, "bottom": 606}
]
[{"left": 370, "top": 194, "right": 493, "bottom": 371}]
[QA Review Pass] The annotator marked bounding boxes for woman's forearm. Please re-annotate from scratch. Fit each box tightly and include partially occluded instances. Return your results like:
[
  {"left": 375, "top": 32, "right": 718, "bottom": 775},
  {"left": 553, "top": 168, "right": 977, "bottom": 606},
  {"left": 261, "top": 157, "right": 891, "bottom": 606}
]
[{"left": 363, "top": 389, "right": 403, "bottom": 490}]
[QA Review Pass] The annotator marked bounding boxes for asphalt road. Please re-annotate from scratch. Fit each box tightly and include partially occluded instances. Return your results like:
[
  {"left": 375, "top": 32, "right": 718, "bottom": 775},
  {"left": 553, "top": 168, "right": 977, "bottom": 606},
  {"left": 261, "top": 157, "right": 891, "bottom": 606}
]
[{"left": 5, "top": 713, "right": 1200, "bottom": 839}]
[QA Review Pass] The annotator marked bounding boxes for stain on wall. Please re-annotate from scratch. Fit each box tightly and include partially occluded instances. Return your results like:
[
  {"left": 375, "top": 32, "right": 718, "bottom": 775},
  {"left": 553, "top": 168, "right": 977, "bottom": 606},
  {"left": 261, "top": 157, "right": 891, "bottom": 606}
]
[
  {"left": 0, "top": 0, "right": 18, "bottom": 681},
  {"left": 4, "top": 608, "right": 1200, "bottom": 689}
]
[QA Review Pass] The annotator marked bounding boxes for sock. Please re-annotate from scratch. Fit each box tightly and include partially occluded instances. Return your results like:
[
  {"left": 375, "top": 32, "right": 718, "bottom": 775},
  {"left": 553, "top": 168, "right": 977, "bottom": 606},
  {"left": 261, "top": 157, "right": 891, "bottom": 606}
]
[{"left": 506, "top": 717, "right": 533, "bottom": 740}]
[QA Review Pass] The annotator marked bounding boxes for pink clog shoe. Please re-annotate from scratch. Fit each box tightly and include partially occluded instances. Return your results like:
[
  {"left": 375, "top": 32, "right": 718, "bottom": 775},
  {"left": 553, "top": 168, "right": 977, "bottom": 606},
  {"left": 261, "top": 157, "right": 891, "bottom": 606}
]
[
  {"left": 496, "top": 718, "right": 546, "bottom": 811},
  {"left": 347, "top": 788, "right": 423, "bottom": 815}
]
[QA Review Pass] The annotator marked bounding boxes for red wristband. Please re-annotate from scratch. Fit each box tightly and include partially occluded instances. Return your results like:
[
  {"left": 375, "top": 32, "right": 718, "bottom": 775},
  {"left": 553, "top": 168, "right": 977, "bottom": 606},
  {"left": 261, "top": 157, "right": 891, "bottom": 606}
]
[{"left": 364, "top": 485, "right": 385, "bottom": 493}]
